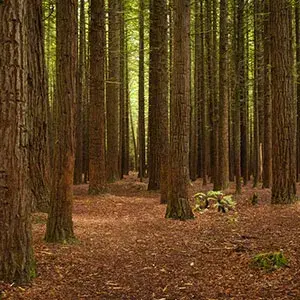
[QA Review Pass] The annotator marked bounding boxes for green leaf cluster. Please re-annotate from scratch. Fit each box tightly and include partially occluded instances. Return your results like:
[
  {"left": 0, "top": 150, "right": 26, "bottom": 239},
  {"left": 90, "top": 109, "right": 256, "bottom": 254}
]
[
  {"left": 252, "top": 251, "right": 288, "bottom": 271},
  {"left": 193, "top": 191, "right": 235, "bottom": 213}
]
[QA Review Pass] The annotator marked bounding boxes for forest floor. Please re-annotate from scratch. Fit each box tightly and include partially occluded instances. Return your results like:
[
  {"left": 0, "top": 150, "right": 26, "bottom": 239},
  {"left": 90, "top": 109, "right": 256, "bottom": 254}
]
[{"left": 1, "top": 173, "right": 300, "bottom": 300}]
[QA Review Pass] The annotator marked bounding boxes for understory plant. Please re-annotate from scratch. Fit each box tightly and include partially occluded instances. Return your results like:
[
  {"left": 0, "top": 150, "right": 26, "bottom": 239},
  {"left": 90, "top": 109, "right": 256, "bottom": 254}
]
[
  {"left": 251, "top": 250, "right": 288, "bottom": 271},
  {"left": 193, "top": 191, "right": 235, "bottom": 213}
]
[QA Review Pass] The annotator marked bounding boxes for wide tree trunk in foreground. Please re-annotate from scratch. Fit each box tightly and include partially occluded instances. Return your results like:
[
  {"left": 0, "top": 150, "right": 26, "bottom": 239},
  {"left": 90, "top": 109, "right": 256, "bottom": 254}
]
[
  {"left": 270, "top": 0, "right": 296, "bottom": 203},
  {"left": 45, "top": 0, "right": 77, "bottom": 242},
  {"left": 88, "top": 0, "right": 106, "bottom": 194},
  {"left": 0, "top": 0, "right": 36, "bottom": 283},
  {"left": 166, "top": 0, "right": 194, "bottom": 220}
]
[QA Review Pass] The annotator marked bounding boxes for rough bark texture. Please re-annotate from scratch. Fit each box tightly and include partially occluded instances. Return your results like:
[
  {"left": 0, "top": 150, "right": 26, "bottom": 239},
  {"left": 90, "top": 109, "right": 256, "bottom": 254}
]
[
  {"left": 45, "top": 0, "right": 77, "bottom": 242},
  {"left": 107, "top": 0, "right": 121, "bottom": 182},
  {"left": 148, "top": 0, "right": 169, "bottom": 194},
  {"left": 0, "top": 0, "right": 36, "bottom": 283},
  {"left": 74, "top": 0, "right": 86, "bottom": 185},
  {"left": 166, "top": 0, "right": 194, "bottom": 220},
  {"left": 218, "top": 0, "right": 229, "bottom": 190},
  {"left": 88, "top": 0, "right": 106, "bottom": 194},
  {"left": 28, "top": 0, "right": 51, "bottom": 212},
  {"left": 270, "top": 0, "right": 296, "bottom": 204}
]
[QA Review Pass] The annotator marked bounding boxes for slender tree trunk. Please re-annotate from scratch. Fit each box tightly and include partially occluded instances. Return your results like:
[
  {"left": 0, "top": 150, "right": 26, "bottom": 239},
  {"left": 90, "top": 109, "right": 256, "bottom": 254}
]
[
  {"left": 200, "top": 0, "right": 208, "bottom": 185},
  {"left": 262, "top": 0, "right": 272, "bottom": 188},
  {"left": 74, "top": 0, "right": 86, "bottom": 185},
  {"left": 270, "top": 0, "right": 296, "bottom": 203},
  {"left": 45, "top": 0, "right": 77, "bottom": 243},
  {"left": 88, "top": 0, "right": 106, "bottom": 194},
  {"left": 296, "top": 0, "right": 300, "bottom": 181},
  {"left": 138, "top": 0, "right": 146, "bottom": 180},
  {"left": 166, "top": 0, "right": 194, "bottom": 220},
  {"left": 218, "top": 0, "right": 229, "bottom": 190},
  {"left": 233, "top": 0, "right": 242, "bottom": 194},
  {"left": 107, "top": 0, "right": 121, "bottom": 182},
  {"left": 0, "top": 0, "right": 36, "bottom": 283},
  {"left": 253, "top": 0, "right": 263, "bottom": 187}
]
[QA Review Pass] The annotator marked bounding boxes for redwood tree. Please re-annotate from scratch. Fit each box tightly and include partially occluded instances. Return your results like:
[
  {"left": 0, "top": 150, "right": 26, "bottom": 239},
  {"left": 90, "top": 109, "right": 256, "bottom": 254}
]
[
  {"left": 0, "top": 0, "right": 36, "bottom": 283},
  {"left": 166, "top": 0, "right": 194, "bottom": 220},
  {"left": 270, "top": 0, "right": 296, "bottom": 203},
  {"left": 107, "top": 0, "right": 121, "bottom": 182},
  {"left": 45, "top": 0, "right": 77, "bottom": 242},
  {"left": 88, "top": 0, "right": 106, "bottom": 194}
]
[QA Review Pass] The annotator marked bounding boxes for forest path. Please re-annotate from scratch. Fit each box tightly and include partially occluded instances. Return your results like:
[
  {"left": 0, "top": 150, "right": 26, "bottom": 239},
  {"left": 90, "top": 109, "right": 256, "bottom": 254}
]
[{"left": 1, "top": 174, "right": 300, "bottom": 299}]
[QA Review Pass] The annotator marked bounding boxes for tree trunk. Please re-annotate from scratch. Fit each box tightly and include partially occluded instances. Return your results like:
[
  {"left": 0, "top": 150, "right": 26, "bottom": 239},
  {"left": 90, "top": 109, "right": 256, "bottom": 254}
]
[
  {"left": 107, "top": 0, "right": 121, "bottom": 182},
  {"left": 0, "top": 0, "right": 36, "bottom": 283},
  {"left": 74, "top": 0, "right": 86, "bottom": 185},
  {"left": 270, "top": 0, "right": 296, "bottom": 203},
  {"left": 166, "top": 0, "right": 194, "bottom": 220},
  {"left": 296, "top": 0, "right": 300, "bottom": 181},
  {"left": 218, "top": 0, "right": 229, "bottom": 190},
  {"left": 138, "top": 0, "right": 146, "bottom": 180},
  {"left": 148, "top": 0, "right": 169, "bottom": 194},
  {"left": 28, "top": 0, "right": 51, "bottom": 212},
  {"left": 45, "top": 0, "right": 77, "bottom": 243},
  {"left": 262, "top": 0, "right": 272, "bottom": 188},
  {"left": 88, "top": 0, "right": 106, "bottom": 194}
]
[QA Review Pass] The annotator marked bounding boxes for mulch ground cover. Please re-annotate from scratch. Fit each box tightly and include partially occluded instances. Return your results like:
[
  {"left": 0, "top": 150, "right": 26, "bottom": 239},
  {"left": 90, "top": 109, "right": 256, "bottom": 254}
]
[{"left": 1, "top": 173, "right": 300, "bottom": 299}]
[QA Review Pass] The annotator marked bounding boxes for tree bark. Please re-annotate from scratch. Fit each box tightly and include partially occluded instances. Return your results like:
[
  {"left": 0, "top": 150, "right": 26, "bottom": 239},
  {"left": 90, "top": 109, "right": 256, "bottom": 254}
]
[
  {"left": 28, "top": 0, "right": 51, "bottom": 212},
  {"left": 0, "top": 0, "right": 36, "bottom": 283},
  {"left": 270, "top": 0, "right": 296, "bottom": 203},
  {"left": 107, "top": 0, "right": 121, "bottom": 182},
  {"left": 88, "top": 0, "right": 106, "bottom": 194},
  {"left": 166, "top": 0, "right": 194, "bottom": 220},
  {"left": 218, "top": 0, "right": 229, "bottom": 190},
  {"left": 45, "top": 0, "right": 77, "bottom": 242}
]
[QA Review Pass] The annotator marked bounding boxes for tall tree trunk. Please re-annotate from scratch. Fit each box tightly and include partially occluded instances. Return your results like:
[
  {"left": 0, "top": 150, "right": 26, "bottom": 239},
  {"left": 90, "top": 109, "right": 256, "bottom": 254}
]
[
  {"left": 120, "top": 0, "right": 129, "bottom": 177},
  {"left": 88, "top": 0, "right": 106, "bottom": 194},
  {"left": 0, "top": 0, "right": 36, "bottom": 283},
  {"left": 192, "top": 0, "right": 200, "bottom": 182},
  {"left": 200, "top": 0, "right": 208, "bottom": 185},
  {"left": 45, "top": 0, "right": 77, "bottom": 243},
  {"left": 166, "top": 0, "right": 194, "bottom": 220},
  {"left": 253, "top": 0, "right": 263, "bottom": 187},
  {"left": 148, "top": 0, "right": 169, "bottom": 195},
  {"left": 74, "top": 0, "right": 86, "bottom": 185},
  {"left": 107, "top": 0, "right": 121, "bottom": 182},
  {"left": 218, "top": 0, "right": 229, "bottom": 190},
  {"left": 233, "top": 0, "right": 242, "bottom": 193},
  {"left": 138, "top": 0, "right": 146, "bottom": 180},
  {"left": 28, "top": 0, "right": 51, "bottom": 212},
  {"left": 270, "top": 0, "right": 296, "bottom": 203},
  {"left": 212, "top": 0, "right": 220, "bottom": 190},
  {"left": 262, "top": 0, "right": 272, "bottom": 188},
  {"left": 296, "top": 0, "right": 300, "bottom": 181}
]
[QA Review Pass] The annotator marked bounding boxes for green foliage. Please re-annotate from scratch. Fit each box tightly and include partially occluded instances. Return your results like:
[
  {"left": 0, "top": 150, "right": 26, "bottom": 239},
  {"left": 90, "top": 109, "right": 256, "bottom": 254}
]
[
  {"left": 252, "top": 251, "right": 288, "bottom": 271},
  {"left": 193, "top": 191, "right": 235, "bottom": 213}
]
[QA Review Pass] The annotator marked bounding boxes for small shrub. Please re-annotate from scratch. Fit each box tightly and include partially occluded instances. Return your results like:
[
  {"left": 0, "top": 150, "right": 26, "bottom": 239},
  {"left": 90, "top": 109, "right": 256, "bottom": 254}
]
[
  {"left": 252, "top": 251, "right": 288, "bottom": 271},
  {"left": 193, "top": 191, "right": 235, "bottom": 213}
]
